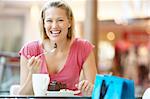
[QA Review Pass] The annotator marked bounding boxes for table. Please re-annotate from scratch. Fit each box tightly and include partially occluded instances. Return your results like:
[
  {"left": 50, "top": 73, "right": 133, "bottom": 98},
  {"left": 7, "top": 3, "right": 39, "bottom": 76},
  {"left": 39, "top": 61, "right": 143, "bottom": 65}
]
[
  {"left": 0, "top": 95, "right": 142, "bottom": 99},
  {"left": 0, "top": 95, "right": 91, "bottom": 99}
]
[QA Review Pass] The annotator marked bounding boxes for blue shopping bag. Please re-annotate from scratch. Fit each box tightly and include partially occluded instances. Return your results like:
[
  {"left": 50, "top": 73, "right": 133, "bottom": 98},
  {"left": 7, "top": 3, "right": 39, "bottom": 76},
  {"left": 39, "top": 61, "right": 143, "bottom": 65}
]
[{"left": 92, "top": 74, "right": 135, "bottom": 99}]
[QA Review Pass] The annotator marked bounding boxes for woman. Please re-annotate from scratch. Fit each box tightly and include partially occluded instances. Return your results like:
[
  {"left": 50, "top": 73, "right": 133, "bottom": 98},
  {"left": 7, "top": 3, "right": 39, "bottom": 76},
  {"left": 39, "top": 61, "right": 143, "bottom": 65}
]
[{"left": 18, "top": 0, "right": 97, "bottom": 96}]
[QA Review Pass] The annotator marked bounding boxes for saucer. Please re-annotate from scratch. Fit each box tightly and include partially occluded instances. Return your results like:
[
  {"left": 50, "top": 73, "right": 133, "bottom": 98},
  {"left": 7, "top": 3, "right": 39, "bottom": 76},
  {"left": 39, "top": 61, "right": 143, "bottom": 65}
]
[{"left": 46, "top": 89, "right": 80, "bottom": 96}]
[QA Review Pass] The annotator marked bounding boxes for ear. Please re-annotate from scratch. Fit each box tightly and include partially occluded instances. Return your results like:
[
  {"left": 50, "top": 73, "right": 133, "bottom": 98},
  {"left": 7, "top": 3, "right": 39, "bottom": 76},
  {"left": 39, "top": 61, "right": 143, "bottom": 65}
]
[
  {"left": 68, "top": 23, "right": 71, "bottom": 28},
  {"left": 68, "top": 20, "right": 71, "bottom": 28}
]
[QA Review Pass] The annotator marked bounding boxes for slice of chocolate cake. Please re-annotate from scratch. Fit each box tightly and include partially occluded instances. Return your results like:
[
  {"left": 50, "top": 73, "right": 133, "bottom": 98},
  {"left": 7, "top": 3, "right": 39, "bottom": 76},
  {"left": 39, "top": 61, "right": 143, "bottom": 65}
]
[{"left": 48, "top": 80, "right": 66, "bottom": 91}]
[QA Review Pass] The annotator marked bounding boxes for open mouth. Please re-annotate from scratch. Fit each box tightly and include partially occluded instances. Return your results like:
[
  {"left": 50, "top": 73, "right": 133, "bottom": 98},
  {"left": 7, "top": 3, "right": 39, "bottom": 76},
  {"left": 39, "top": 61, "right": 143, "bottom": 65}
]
[
  {"left": 50, "top": 30, "right": 61, "bottom": 34},
  {"left": 50, "top": 30, "right": 61, "bottom": 37}
]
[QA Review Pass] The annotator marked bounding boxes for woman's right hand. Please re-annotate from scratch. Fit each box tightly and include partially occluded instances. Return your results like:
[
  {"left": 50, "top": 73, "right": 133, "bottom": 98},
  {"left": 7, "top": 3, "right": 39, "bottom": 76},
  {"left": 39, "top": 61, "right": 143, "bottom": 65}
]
[{"left": 27, "top": 55, "right": 41, "bottom": 74}]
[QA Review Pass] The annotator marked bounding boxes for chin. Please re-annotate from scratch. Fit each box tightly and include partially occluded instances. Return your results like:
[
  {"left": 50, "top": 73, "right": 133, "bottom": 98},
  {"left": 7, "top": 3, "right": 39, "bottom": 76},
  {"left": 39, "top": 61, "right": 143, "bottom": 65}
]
[{"left": 50, "top": 37, "right": 60, "bottom": 42}]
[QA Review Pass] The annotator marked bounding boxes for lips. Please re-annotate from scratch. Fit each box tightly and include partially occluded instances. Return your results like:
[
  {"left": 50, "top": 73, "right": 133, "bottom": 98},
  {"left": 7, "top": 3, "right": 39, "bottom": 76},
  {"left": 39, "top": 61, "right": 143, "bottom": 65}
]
[{"left": 50, "top": 30, "right": 61, "bottom": 37}]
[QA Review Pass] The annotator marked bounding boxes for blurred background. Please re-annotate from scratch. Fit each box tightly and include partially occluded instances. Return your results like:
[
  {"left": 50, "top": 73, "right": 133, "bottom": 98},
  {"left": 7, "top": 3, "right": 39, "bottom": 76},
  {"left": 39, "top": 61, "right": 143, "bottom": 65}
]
[{"left": 0, "top": 0, "right": 150, "bottom": 97}]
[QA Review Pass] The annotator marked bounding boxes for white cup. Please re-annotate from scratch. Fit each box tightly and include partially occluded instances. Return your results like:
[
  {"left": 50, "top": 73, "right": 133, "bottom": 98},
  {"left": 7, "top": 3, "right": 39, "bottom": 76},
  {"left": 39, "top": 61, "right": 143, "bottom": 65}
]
[
  {"left": 32, "top": 74, "right": 50, "bottom": 96},
  {"left": 143, "top": 88, "right": 150, "bottom": 99}
]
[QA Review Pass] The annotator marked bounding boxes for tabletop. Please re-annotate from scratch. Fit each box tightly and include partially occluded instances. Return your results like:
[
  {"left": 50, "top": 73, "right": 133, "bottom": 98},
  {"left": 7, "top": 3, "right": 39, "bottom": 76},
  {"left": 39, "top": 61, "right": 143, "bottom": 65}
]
[{"left": 0, "top": 95, "right": 91, "bottom": 99}]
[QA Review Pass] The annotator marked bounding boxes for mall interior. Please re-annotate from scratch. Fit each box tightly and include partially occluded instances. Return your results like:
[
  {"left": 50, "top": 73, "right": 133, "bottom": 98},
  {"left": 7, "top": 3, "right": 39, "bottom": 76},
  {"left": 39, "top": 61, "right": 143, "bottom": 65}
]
[{"left": 0, "top": 0, "right": 150, "bottom": 98}]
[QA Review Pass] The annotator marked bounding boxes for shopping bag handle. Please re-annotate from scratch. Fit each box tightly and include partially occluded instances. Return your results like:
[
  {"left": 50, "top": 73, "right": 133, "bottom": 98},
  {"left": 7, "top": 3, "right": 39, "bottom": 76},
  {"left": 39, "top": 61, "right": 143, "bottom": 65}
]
[{"left": 100, "top": 80, "right": 108, "bottom": 99}]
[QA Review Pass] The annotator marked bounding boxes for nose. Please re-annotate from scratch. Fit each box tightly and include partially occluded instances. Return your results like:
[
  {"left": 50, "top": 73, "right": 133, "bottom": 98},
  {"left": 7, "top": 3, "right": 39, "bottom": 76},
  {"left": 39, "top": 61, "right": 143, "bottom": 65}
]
[{"left": 51, "top": 21, "right": 58, "bottom": 28}]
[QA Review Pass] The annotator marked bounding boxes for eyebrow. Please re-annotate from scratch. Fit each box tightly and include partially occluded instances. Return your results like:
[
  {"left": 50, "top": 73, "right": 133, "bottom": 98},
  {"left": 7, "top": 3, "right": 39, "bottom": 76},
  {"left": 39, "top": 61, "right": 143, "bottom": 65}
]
[{"left": 45, "top": 16, "right": 65, "bottom": 19}]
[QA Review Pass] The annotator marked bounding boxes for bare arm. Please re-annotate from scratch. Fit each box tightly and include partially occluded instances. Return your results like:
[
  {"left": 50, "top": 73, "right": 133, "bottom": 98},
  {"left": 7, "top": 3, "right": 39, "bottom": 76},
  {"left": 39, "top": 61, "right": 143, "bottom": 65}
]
[
  {"left": 18, "top": 55, "right": 40, "bottom": 95},
  {"left": 82, "top": 50, "right": 97, "bottom": 83},
  {"left": 77, "top": 50, "right": 97, "bottom": 95}
]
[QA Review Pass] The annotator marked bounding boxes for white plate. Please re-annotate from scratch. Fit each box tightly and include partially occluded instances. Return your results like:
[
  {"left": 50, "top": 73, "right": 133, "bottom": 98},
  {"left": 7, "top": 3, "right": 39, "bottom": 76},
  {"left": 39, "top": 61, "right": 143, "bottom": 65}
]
[{"left": 46, "top": 89, "right": 80, "bottom": 96}]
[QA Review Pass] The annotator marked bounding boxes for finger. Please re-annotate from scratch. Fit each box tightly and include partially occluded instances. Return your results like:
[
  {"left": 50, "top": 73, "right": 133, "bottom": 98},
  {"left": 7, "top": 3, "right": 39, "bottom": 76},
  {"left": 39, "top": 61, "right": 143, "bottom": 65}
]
[
  {"left": 77, "top": 80, "right": 85, "bottom": 90},
  {"left": 31, "top": 56, "right": 40, "bottom": 66},
  {"left": 85, "top": 83, "right": 93, "bottom": 95},
  {"left": 78, "top": 80, "right": 89, "bottom": 92},
  {"left": 85, "top": 82, "right": 91, "bottom": 92},
  {"left": 89, "top": 85, "right": 94, "bottom": 94},
  {"left": 75, "top": 84, "right": 78, "bottom": 87},
  {"left": 81, "top": 80, "right": 88, "bottom": 91},
  {"left": 33, "top": 58, "right": 41, "bottom": 71},
  {"left": 31, "top": 58, "right": 38, "bottom": 66},
  {"left": 34, "top": 56, "right": 41, "bottom": 66},
  {"left": 28, "top": 56, "right": 39, "bottom": 71},
  {"left": 87, "top": 85, "right": 93, "bottom": 95},
  {"left": 27, "top": 56, "right": 35, "bottom": 66},
  {"left": 89, "top": 84, "right": 94, "bottom": 92},
  {"left": 36, "top": 59, "right": 41, "bottom": 66},
  {"left": 73, "top": 90, "right": 81, "bottom": 95},
  {"left": 35, "top": 56, "right": 40, "bottom": 60},
  {"left": 35, "top": 60, "right": 40, "bottom": 70}
]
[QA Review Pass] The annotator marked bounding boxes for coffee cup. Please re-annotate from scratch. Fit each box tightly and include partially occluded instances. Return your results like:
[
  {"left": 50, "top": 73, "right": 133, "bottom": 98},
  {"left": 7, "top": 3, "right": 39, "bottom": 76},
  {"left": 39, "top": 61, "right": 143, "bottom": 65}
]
[{"left": 32, "top": 74, "right": 50, "bottom": 96}]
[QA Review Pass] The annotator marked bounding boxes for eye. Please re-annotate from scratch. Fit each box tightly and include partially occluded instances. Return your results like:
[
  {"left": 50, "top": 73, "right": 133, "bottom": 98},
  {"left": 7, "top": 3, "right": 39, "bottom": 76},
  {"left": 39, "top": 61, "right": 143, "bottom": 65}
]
[
  {"left": 58, "top": 19, "right": 64, "bottom": 21},
  {"left": 45, "top": 19, "right": 52, "bottom": 23}
]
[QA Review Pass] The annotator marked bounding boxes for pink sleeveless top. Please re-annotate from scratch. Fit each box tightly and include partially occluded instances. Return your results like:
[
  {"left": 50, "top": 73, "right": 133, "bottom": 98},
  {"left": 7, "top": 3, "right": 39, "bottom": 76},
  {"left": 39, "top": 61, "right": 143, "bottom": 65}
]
[{"left": 19, "top": 38, "right": 94, "bottom": 90}]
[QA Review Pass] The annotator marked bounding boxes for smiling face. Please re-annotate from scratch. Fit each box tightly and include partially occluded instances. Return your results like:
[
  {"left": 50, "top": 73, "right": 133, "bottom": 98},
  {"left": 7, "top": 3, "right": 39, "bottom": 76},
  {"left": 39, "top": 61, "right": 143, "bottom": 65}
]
[{"left": 44, "top": 7, "right": 71, "bottom": 42}]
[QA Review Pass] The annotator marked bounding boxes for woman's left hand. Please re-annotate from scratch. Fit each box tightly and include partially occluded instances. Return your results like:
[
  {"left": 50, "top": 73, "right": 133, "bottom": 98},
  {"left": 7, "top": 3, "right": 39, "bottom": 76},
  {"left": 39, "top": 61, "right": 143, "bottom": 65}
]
[{"left": 76, "top": 80, "right": 94, "bottom": 96}]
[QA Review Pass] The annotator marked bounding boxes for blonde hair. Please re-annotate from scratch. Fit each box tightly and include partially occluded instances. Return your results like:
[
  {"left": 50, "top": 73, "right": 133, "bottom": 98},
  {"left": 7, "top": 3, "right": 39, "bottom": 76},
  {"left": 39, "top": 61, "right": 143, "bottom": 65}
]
[{"left": 39, "top": 0, "right": 74, "bottom": 41}]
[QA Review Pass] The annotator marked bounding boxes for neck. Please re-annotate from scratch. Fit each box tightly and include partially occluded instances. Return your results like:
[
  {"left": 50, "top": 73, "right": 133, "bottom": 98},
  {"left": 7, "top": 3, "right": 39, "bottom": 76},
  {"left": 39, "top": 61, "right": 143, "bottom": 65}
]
[
  {"left": 49, "top": 39, "right": 70, "bottom": 53},
  {"left": 57, "top": 39, "right": 70, "bottom": 52}
]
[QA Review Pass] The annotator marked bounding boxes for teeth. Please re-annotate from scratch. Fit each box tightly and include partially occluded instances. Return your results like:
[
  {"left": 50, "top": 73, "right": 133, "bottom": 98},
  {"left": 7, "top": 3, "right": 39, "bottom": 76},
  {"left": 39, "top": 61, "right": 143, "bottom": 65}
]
[{"left": 51, "top": 30, "right": 60, "bottom": 34}]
